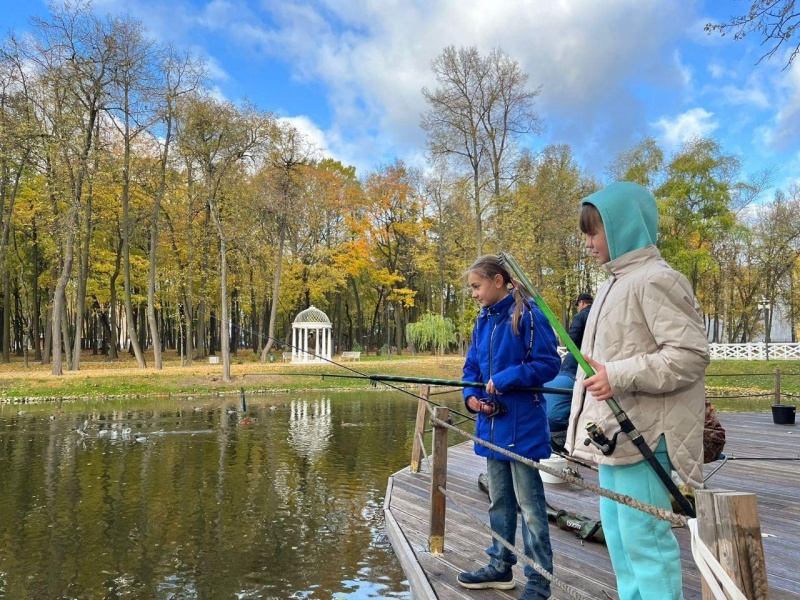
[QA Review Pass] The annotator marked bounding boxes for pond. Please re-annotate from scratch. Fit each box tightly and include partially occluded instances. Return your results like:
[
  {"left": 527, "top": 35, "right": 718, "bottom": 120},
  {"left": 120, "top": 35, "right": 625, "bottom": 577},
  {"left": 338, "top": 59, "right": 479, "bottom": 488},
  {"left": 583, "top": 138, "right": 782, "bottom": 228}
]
[{"left": 0, "top": 389, "right": 465, "bottom": 599}]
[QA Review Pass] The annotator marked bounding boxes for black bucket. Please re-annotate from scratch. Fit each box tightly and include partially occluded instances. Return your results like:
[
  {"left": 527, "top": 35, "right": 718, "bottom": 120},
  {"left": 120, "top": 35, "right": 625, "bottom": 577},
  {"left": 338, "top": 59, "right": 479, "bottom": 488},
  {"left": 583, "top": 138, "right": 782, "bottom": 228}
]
[{"left": 772, "top": 404, "right": 796, "bottom": 425}]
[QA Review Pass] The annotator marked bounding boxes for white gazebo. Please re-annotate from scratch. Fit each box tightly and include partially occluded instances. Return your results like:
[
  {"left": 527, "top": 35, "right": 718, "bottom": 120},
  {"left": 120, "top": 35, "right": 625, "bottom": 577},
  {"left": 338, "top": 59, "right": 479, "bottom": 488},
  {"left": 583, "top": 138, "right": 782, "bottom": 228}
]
[{"left": 291, "top": 306, "right": 332, "bottom": 363}]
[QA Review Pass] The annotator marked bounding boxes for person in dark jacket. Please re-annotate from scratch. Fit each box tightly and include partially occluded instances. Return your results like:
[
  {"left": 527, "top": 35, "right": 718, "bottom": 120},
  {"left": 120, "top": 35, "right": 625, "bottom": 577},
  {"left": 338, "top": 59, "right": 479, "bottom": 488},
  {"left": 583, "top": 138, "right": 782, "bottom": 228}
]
[
  {"left": 544, "top": 293, "right": 593, "bottom": 445},
  {"left": 457, "top": 255, "right": 561, "bottom": 600}
]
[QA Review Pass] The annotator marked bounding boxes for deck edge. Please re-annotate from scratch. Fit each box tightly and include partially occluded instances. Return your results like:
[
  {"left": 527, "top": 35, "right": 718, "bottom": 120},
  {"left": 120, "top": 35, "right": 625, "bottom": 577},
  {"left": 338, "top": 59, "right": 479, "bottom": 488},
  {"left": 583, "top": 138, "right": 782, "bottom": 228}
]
[{"left": 384, "top": 475, "right": 438, "bottom": 600}]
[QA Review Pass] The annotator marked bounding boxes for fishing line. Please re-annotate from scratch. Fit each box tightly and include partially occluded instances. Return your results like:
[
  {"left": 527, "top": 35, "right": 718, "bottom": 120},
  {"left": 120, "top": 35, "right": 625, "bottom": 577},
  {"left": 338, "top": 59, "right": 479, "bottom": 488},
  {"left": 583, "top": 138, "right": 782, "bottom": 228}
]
[{"left": 227, "top": 321, "right": 478, "bottom": 422}]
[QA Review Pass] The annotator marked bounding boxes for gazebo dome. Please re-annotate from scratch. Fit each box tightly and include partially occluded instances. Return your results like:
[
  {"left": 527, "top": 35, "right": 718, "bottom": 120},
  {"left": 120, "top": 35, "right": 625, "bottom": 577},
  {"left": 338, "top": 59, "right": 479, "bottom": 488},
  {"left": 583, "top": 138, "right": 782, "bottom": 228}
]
[{"left": 293, "top": 306, "right": 331, "bottom": 325}]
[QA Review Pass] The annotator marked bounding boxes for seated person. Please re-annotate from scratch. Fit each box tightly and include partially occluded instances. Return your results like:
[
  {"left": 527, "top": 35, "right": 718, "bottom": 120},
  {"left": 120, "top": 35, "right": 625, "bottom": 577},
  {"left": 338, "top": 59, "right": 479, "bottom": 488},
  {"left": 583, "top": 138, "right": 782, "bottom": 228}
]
[{"left": 544, "top": 293, "right": 592, "bottom": 447}]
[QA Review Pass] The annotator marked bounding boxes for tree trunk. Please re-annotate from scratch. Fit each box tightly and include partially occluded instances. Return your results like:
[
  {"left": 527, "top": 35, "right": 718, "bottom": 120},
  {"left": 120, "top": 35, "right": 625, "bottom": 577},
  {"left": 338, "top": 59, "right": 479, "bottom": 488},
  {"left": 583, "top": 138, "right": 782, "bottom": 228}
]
[
  {"left": 261, "top": 221, "right": 286, "bottom": 362},
  {"left": 42, "top": 291, "right": 52, "bottom": 365},
  {"left": 208, "top": 201, "right": 231, "bottom": 381},
  {"left": 249, "top": 266, "right": 258, "bottom": 352},
  {"left": 121, "top": 98, "right": 146, "bottom": 368},
  {"left": 32, "top": 236, "right": 41, "bottom": 361},
  {"left": 52, "top": 214, "right": 77, "bottom": 376},
  {"left": 2, "top": 267, "right": 10, "bottom": 363},
  {"left": 70, "top": 185, "right": 92, "bottom": 370},
  {"left": 147, "top": 111, "right": 173, "bottom": 370}
]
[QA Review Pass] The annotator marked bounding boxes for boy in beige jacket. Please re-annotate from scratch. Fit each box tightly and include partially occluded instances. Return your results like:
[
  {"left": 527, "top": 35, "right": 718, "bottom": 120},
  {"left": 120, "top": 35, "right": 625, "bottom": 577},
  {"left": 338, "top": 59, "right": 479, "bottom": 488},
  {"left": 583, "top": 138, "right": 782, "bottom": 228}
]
[{"left": 566, "top": 182, "right": 709, "bottom": 600}]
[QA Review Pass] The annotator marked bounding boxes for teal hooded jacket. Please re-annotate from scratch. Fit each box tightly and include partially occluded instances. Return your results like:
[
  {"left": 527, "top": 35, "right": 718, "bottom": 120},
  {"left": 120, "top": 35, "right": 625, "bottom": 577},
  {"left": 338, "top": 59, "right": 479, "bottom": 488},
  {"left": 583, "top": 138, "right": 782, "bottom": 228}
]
[{"left": 582, "top": 181, "right": 658, "bottom": 260}]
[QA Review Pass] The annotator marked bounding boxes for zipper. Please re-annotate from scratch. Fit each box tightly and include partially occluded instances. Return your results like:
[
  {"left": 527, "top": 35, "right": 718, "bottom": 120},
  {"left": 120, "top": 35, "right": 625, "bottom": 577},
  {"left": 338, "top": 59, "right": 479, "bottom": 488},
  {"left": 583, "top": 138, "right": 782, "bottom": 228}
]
[
  {"left": 568, "top": 275, "right": 615, "bottom": 453},
  {"left": 489, "top": 315, "right": 498, "bottom": 458}
]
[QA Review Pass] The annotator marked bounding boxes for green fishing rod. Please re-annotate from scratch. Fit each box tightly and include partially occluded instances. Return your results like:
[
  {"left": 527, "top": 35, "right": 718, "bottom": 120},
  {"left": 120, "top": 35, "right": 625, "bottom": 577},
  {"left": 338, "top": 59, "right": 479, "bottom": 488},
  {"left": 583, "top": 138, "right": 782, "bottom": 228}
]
[
  {"left": 271, "top": 371, "right": 572, "bottom": 396},
  {"left": 499, "top": 251, "right": 697, "bottom": 518}
]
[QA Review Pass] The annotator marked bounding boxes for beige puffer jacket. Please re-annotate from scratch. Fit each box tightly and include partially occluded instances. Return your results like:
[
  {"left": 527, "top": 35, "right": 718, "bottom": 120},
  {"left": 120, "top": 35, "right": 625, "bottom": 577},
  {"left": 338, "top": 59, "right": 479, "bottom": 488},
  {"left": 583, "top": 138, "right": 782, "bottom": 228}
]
[{"left": 565, "top": 245, "right": 709, "bottom": 488}]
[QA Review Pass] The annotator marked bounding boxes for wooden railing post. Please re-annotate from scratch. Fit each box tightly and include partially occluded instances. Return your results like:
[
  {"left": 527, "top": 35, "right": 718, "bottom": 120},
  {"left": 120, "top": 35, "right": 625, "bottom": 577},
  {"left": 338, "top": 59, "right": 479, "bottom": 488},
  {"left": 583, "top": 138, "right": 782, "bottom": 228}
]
[
  {"left": 696, "top": 490, "right": 770, "bottom": 599},
  {"left": 774, "top": 367, "right": 781, "bottom": 405},
  {"left": 429, "top": 406, "right": 449, "bottom": 556},
  {"left": 410, "top": 386, "right": 430, "bottom": 473},
  {"left": 696, "top": 489, "right": 722, "bottom": 600}
]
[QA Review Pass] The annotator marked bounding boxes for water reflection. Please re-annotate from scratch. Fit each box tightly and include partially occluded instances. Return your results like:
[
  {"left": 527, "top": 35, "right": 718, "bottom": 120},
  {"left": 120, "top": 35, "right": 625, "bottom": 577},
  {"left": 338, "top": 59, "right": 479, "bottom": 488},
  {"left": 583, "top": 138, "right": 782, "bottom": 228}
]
[
  {"left": 289, "top": 398, "right": 332, "bottom": 460},
  {"left": 0, "top": 390, "right": 461, "bottom": 599}
]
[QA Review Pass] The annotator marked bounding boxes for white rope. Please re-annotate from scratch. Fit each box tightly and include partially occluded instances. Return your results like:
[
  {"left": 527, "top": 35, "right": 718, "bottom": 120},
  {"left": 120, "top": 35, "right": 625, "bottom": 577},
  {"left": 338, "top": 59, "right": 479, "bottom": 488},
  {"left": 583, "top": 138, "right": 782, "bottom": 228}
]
[{"left": 688, "top": 519, "right": 747, "bottom": 600}]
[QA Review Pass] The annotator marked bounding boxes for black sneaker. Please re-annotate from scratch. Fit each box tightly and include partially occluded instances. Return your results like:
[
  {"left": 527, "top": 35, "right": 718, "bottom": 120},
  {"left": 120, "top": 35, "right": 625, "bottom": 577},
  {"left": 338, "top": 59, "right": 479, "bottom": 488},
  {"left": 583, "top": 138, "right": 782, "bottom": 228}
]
[{"left": 457, "top": 565, "right": 515, "bottom": 590}]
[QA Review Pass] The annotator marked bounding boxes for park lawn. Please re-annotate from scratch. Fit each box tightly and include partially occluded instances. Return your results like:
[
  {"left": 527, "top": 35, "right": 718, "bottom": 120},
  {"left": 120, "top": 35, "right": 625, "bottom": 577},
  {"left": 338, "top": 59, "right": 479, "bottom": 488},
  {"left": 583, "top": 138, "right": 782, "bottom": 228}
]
[
  {"left": 0, "top": 350, "right": 797, "bottom": 411},
  {"left": 0, "top": 349, "right": 466, "bottom": 402}
]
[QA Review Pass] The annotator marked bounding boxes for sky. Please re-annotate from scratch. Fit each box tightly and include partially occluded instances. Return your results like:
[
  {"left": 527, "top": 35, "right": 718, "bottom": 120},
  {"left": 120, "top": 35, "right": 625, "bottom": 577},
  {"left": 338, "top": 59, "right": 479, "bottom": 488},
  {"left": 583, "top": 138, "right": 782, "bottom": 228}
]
[{"left": 3, "top": 0, "right": 799, "bottom": 197}]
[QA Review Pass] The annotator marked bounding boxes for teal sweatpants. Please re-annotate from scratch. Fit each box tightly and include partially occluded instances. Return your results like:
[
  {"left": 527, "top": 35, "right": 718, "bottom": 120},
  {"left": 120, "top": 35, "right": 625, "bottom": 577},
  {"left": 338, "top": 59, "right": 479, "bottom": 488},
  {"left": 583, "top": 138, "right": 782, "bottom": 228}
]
[{"left": 598, "top": 437, "right": 683, "bottom": 600}]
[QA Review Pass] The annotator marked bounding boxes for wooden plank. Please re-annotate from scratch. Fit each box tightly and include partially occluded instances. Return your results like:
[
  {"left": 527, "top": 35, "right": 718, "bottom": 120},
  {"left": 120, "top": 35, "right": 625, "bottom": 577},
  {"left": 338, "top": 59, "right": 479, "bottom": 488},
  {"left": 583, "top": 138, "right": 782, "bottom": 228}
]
[{"left": 384, "top": 476, "right": 438, "bottom": 600}]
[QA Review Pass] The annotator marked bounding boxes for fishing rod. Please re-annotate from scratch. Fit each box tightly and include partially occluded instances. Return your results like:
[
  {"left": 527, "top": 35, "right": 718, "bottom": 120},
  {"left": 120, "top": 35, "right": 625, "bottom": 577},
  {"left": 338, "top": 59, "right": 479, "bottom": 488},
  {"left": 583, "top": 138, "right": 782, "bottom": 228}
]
[
  {"left": 242, "top": 329, "right": 479, "bottom": 422},
  {"left": 267, "top": 371, "right": 572, "bottom": 396},
  {"left": 499, "top": 252, "right": 697, "bottom": 518},
  {"left": 703, "top": 453, "right": 800, "bottom": 482}
]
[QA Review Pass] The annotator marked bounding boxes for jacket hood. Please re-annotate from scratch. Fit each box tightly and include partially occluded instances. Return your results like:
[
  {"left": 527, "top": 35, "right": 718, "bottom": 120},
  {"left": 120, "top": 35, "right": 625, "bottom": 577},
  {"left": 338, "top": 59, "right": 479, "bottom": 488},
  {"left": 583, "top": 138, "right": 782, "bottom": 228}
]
[{"left": 582, "top": 182, "right": 658, "bottom": 260}]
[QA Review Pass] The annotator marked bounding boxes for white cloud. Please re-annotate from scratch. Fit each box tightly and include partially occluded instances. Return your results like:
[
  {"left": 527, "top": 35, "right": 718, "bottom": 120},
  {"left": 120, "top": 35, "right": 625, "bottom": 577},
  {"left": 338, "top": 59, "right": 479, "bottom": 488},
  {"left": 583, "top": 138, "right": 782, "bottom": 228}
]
[
  {"left": 717, "top": 83, "right": 770, "bottom": 109},
  {"left": 277, "top": 115, "right": 329, "bottom": 160},
  {"left": 230, "top": 0, "right": 698, "bottom": 170},
  {"left": 708, "top": 62, "right": 728, "bottom": 78},
  {"left": 651, "top": 107, "right": 719, "bottom": 150},
  {"left": 761, "top": 59, "right": 800, "bottom": 152}
]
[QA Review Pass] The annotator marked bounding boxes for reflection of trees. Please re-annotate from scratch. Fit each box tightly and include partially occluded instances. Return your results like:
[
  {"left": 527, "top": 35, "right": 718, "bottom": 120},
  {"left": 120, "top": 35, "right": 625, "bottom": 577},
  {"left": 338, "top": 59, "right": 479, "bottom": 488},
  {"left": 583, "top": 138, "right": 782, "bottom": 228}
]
[
  {"left": 288, "top": 397, "right": 332, "bottom": 460},
  {"left": 0, "top": 394, "right": 422, "bottom": 597}
]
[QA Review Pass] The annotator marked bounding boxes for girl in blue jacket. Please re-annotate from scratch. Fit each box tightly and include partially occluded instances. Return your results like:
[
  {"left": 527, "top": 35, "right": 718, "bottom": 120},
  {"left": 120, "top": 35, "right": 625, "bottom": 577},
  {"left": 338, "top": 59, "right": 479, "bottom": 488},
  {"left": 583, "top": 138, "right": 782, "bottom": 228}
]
[{"left": 457, "top": 255, "right": 561, "bottom": 600}]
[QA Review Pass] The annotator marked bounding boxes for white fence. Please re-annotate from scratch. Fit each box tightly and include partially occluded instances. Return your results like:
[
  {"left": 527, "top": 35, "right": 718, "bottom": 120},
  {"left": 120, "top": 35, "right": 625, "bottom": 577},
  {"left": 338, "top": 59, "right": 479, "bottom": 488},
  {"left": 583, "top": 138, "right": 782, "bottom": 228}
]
[
  {"left": 558, "top": 342, "right": 800, "bottom": 361},
  {"left": 709, "top": 342, "right": 800, "bottom": 360}
]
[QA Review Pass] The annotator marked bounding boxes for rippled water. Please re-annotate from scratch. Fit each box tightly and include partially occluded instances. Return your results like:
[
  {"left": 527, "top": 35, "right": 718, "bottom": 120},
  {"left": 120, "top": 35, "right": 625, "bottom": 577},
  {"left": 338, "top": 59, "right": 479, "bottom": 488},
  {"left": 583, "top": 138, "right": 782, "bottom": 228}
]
[{"left": 0, "top": 390, "right": 462, "bottom": 599}]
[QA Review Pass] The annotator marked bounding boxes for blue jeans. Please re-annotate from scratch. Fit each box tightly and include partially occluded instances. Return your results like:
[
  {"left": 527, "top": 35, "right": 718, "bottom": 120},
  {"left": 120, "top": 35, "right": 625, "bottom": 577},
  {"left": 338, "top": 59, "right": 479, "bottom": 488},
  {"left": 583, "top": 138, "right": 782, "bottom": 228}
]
[
  {"left": 598, "top": 437, "right": 683, "bottom": 600},
  {"left": 486, "top": 458, "right": 552, "bottom": 600},
  {"left": 543, "top": 373, "right": 575, "bottom": 433}
]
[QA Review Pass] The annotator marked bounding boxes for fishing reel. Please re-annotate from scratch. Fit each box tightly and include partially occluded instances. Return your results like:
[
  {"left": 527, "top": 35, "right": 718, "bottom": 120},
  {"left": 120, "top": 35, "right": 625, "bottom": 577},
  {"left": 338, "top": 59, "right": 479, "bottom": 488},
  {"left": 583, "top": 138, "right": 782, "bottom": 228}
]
[
  {"left": 479, "top": 399, "right": 507, "bottom": 418},
  {"left": 583, "top": 421, "right": 621, "bottom": 456}
]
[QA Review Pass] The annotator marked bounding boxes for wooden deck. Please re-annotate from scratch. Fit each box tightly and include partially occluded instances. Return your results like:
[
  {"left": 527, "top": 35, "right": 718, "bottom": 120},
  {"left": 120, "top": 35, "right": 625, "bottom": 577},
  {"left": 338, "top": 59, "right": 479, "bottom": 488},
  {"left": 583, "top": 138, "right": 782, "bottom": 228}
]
[{"left": 384, "top": 412, "right": 800, "bottom": 599}]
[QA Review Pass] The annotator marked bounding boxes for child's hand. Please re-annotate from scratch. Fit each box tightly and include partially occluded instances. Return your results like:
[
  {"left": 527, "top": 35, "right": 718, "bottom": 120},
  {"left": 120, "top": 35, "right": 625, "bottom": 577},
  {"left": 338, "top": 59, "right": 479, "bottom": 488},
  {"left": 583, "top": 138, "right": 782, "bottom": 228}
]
[
  {"left": 582, "top": 355, "right": 613, "bottom": 401},
  {"left": 466, "top": 395, "right": 483, "bottom": 413},
  {"left": 466, "top": 395, "right": 497, "bottom": 415},
  {"left": 485, "top": 379, "right": 502, "bottom": 395}
]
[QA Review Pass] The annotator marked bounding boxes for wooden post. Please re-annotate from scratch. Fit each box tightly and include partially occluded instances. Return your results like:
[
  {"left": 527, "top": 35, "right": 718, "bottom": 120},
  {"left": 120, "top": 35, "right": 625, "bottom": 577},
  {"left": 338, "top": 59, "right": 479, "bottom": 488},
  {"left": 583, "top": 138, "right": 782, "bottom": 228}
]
[
  {"left": 429, "top": 406, "right": 449, "bottom": 556},
  {"left": 410, "top": 386, "right": 430, "bottom": 473},
  {"left": 696, "top": 489, "right": 723, "bottom": 600},
  {"left": 698, "top": 490, "right": 770, "bottom": 599},
  {"left": 774, "top": 367, "right": 781, "bottom": 405}
]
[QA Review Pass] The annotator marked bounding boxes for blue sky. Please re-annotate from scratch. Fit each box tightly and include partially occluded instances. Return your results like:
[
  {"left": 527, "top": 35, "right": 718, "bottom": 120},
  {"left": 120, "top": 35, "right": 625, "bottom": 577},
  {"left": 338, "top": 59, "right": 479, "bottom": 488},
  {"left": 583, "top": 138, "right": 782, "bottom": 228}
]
[{"left": 4, "top": 0, "right": 799, "bottom": 196}]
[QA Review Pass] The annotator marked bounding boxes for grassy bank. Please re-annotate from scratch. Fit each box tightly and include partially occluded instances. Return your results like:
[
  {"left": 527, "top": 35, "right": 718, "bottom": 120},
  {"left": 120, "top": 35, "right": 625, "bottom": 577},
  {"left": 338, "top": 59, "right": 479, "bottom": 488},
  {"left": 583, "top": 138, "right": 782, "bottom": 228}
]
[
  {"left": 0, "top": 349, "right": 466, "bottom": 402},
  {"left": 0, "top": 350, "right": 798, "bottom": 412}
]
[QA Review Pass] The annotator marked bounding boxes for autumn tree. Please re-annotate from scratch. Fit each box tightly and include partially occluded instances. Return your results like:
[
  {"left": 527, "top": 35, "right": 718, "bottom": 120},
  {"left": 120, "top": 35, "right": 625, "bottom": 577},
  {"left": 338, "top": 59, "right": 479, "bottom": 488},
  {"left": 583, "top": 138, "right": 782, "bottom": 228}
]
[
  {"left": 143, "top": 48, "right": 203, "bottom": 369},
  {"left": 656, "top": 138, "right": 742, "bottom": 297},
  {"left": 178, "top": 95, "right": 271, "bottom": 380},
  {"left": 256, "top": 121, "right": 313, "bottom": 363},
  {"left": 17, "top": 2, "right": 116, "bottom": 375},
  {"left": 421, "top": 45, "right": 542, "bottom": 256},
  {"left": 606, "top": 136, "right": 664, "bottom": 188},
  {"left": 495, "top": 146, "right": 596, "bottom": 327}
]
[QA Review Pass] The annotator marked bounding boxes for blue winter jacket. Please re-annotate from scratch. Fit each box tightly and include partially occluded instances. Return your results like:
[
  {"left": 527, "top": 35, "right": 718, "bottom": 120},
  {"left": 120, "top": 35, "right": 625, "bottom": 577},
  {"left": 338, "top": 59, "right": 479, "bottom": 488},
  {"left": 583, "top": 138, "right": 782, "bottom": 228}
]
[{"left": 462, "top": 293, "right": 561, "bottom": 461}]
